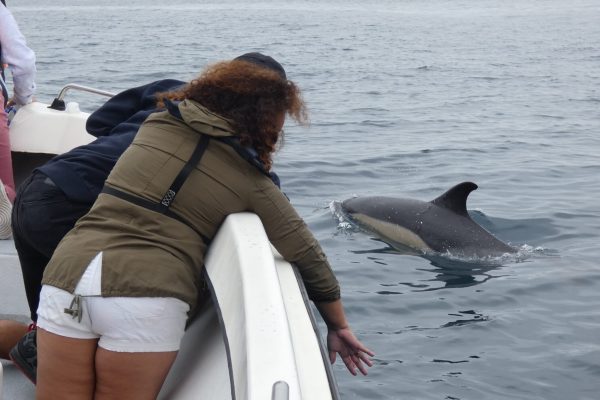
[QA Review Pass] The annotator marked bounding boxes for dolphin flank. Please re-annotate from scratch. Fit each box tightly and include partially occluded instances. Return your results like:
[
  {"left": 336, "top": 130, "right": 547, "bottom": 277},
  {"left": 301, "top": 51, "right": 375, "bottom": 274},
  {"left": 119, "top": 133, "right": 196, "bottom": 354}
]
[{"left": 341, "top": 182, "right": 516, "bottom": 258}]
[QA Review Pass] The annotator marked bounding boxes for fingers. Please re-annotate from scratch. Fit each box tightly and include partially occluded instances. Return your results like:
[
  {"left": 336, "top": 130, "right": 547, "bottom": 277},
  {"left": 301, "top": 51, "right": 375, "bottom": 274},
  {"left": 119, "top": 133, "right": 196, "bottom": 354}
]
[
  {"left": 340, "top": 348, "right": 373, "bottom": 376},
  {"left": 350, "top": 342, "right": 374, "bottom": 367},
  {"left": 328, "top": 328, "right": 375, "bottom": 376},
  {"left": 343, "top": 352, "right": 372, "bottom": 376},
  {"left": 358, "top": 350, "right": 374, "bottom": 367},
  {"left": 341, "top": 331, "right": 375, "bottom": 358},
  {"left": 352, "top": 354, "right": 369, "bottom": 376},
  {"left": 350, "top": 350, "right": 374, "bottom": 376},
  {"left": 357, "top": 343, "right": 375, "bottom": 357},
  {"left": 345, "top": 337, "right": 375, "bottom": 367},
  {"left": 342, "top": 354, "right": 357, "bottom": 376}
]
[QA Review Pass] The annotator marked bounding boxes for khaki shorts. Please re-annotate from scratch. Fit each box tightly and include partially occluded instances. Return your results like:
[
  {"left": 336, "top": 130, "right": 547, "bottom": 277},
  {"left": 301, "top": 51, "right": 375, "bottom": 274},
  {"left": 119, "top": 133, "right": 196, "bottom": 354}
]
[{"left": 37, "top": 252, "right": 189, "bottom": 352}]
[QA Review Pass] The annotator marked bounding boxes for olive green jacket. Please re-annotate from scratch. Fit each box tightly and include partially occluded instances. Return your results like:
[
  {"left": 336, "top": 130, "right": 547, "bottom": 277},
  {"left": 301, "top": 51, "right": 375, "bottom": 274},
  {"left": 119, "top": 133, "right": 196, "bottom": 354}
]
[{"left": 42, "top": 100, "right": 340, "bottom": 315}]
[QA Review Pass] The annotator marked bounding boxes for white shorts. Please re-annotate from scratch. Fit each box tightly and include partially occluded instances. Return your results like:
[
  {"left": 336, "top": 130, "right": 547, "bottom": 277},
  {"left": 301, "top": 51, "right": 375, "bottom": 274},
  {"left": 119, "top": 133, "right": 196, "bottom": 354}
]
[{"left": 37, "top": 252, "right": 190, "bottom": 352}]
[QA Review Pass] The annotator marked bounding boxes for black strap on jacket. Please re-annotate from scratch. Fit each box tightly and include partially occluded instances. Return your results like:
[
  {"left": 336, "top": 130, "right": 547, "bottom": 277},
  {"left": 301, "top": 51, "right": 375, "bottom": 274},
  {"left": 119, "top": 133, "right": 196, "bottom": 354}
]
[
  {"left": 158, "top": 134, "right": 209, "bottom": 210},
  {"left": 101, "top": 133, "right": 211, "bottom": 244}
]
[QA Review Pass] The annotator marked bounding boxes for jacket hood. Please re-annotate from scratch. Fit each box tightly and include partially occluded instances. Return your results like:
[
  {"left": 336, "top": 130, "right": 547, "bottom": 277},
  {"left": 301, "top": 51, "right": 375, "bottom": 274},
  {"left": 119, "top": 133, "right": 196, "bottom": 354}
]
[{"left": 178, "top": 99, "right": 236, "bottom": 138}]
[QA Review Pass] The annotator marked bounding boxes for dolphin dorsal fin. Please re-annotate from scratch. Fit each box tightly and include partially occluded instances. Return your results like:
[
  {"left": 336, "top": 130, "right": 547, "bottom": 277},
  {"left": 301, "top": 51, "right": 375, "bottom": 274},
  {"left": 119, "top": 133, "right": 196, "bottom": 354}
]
[{"left": 430, "top": 182, "right": 478, "bottom": 217}]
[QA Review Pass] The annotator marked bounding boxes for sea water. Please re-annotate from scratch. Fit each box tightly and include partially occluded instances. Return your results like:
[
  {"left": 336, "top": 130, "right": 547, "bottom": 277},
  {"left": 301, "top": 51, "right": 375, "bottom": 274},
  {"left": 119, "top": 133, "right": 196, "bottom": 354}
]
[{"left": 9, "top": 0, "right": 600, "bottom": 398}]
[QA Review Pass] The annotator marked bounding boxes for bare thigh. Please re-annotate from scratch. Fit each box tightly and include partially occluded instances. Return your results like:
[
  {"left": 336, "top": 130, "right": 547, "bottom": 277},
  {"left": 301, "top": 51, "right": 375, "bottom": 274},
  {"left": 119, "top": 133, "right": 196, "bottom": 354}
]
[
  {"left": 94, "top": 347, "right": 177, "bottom": 400},
  {"left": 36, "top": 328, "right": 98, "bottom": 400}
]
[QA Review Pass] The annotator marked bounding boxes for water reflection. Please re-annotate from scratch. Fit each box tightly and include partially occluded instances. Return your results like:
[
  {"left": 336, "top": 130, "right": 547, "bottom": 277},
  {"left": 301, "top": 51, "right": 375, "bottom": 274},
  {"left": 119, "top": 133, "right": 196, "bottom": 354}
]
[
  {"left": 352, "top": 242, "right": 506, "bottom": 291},
  {"left": 441, "top": 310, "right": 488, "bottom": 328},
  {"left": 416, "top": 254, "right": 505, "bottom": 291}
]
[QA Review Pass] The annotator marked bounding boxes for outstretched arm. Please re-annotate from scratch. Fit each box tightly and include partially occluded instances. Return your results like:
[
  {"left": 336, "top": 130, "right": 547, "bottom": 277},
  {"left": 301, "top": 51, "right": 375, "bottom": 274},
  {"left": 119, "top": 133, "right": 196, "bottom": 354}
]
[{"left": 251, "top": 181, "right": 374, "bottom": 374}]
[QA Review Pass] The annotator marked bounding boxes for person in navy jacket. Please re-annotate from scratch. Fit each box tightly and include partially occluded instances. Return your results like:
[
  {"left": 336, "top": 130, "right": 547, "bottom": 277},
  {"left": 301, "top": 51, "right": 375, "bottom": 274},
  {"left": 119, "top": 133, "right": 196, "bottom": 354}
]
[{"left": 16, "top": 79, "right": 184, "bottom": 321}]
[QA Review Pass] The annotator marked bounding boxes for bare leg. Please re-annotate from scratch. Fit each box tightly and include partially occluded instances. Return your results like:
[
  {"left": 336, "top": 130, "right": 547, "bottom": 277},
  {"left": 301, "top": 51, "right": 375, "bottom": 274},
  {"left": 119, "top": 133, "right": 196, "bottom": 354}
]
[
  {"left": 36, "top": 328, "right": 97, "bottom": 400},
  {"left": 95, "top": 347, "right": 177, "bottom": 400},
  {"left": 0, "top": 320, "right": 28, "bottom": 359}
]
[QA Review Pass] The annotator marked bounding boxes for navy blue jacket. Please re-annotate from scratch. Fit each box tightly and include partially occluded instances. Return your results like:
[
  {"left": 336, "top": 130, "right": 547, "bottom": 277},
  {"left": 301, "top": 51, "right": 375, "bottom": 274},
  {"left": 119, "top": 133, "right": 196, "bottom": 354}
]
[{"left": 37, "top": 79, "right": 184, "bottom": 203}]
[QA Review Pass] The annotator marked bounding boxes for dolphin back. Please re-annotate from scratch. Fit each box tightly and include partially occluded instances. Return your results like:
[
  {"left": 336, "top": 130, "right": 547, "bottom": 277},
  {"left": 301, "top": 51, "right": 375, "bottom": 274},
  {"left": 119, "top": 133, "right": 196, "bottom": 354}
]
[{"left": 425, "top": 182, "right": 515, "bottom": 256}]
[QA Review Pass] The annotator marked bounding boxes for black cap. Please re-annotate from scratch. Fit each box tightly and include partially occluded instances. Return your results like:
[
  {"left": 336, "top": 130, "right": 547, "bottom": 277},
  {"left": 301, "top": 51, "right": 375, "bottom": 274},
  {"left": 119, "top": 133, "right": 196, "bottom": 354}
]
[{"left": 234, "top": 52, "right": 287, "bottom": 80}]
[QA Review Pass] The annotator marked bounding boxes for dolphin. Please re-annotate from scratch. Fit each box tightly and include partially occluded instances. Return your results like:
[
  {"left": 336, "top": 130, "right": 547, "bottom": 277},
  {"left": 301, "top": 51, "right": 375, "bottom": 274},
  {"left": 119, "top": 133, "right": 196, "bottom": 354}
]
[{"left": 341, "top": 182, "right": 516, "bottom": 258}]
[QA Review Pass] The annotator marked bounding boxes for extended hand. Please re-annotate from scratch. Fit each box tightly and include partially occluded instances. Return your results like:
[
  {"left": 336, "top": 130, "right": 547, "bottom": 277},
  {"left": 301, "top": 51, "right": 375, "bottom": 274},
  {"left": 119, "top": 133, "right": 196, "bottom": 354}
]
[{"left": 327, "top": 327, "right": 374, "bottom": 376}]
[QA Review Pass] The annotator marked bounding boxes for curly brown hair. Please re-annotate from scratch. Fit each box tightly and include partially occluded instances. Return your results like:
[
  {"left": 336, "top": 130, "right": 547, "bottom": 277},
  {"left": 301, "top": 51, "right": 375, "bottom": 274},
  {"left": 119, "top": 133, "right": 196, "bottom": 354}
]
[{"left": 157, "top": 60, "right": 308, "bottom": 170}]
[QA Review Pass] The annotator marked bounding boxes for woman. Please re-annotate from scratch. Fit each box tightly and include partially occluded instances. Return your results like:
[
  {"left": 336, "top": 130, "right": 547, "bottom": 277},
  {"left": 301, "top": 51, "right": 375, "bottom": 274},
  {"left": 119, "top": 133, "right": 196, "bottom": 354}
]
[
  {"left": 36, "top": 53, "right": 373, "bottom": 399},
  {"left": 0, "top": 0, "right": 37, "bottom": 239}
]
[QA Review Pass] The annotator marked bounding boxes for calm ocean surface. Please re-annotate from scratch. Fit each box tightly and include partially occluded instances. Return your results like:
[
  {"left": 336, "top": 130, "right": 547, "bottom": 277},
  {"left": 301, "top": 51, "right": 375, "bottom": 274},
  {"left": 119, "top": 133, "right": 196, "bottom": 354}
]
[{"left": 10, "top": 0, "right": 600, "bottom": 398}]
